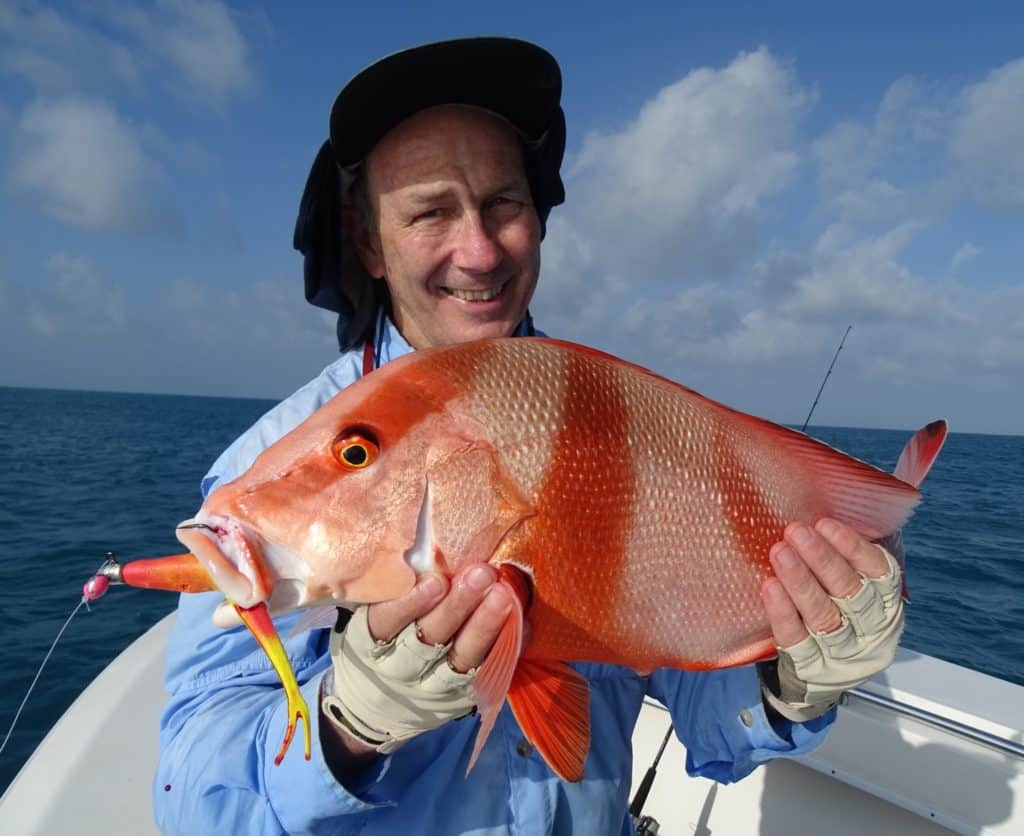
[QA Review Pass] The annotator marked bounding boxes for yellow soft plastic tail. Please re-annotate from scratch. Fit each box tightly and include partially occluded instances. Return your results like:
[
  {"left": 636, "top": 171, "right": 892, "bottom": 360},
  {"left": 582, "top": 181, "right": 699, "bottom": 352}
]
[{"left": 233, "top": 602, "right": 312, "bottom": 765}]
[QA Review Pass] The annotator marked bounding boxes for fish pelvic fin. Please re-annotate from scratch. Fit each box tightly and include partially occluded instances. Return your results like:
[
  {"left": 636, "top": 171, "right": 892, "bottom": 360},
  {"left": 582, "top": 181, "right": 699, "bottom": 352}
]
[
  {"left": 465, "top": 563, "right": 592, "bottom": 782},
  {"left": 233, "top": 602, "right": 312, "bottom": 765},
  {"left": 880, "top": 419, "right": 949, "bottom": 601},
  {"left": 466, "top": 569, "right": 525, "bottom": 776},
  {"left": 507, "top": 660, "right": 591, "bottom": 782}
]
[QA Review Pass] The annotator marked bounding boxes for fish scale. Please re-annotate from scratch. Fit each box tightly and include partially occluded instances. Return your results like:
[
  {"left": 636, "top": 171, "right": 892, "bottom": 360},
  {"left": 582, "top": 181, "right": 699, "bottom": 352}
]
[{"left": 430, "top": 340, "right": 776, "bottom": 668}]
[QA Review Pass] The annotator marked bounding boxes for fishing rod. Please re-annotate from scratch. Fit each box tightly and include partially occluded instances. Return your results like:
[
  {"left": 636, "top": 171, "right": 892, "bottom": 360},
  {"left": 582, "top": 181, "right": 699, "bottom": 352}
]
[
  {"left": 801, "top": 325, "right": 853, "bottom": 433},
  {"left": 628, "top": 324, "right": 855, "bottom": 831},
  {"left": 629, "top": 722, "right": 673, "bottom": 834}
]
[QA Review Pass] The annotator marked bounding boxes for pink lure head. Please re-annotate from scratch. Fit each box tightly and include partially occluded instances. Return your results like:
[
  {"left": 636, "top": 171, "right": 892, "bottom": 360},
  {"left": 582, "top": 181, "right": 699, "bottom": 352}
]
[{"left": 83, "top": 575, "right": 109, "bottom": 601}]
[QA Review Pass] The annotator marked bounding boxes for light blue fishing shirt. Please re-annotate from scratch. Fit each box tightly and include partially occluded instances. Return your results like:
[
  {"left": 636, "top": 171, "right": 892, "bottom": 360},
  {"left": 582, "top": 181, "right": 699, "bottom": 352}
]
[{"left": 154, "top": 313, "right": 834, "bottom": 836}]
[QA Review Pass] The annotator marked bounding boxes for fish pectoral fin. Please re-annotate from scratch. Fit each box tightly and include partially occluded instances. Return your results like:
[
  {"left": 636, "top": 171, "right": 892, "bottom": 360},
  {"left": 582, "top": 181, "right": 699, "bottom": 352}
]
[
  {"left": 426, "top": 440, "right": 533, "bottom": 570},
  {"left": 507, "top": 659, "right": 591, "bottom": 782},
  {"left": 466, "top": 578, "right": 524, "bottom": 776}
]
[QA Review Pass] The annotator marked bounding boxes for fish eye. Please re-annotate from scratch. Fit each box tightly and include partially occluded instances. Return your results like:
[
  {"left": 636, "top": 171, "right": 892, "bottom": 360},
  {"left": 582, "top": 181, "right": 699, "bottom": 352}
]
[
  {"left": 332, "top": 429, "right": 379, "bottom": 470},
  {"left": 343, "top": 445, "right": 368, "bottom": 466}
]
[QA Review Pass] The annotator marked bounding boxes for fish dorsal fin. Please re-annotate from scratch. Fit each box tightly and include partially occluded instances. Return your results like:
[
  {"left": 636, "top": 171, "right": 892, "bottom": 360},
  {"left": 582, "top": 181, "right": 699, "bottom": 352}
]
[
  {"left": 466, "top": 573, "right": 525, "bottom": 776},
  {"left": 507, "top": 660, "right": 591, "bottom": 782},
  {"left": 894, "top": 420, "right": 948, "bottom": 487}
]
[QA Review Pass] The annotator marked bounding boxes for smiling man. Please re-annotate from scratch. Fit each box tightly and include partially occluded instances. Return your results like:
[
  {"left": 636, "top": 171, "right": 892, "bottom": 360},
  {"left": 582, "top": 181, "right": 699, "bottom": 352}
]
[
  {"left": 155, "top": 37, "right": 906, "bottom": 835},
  {"left": 349, "top": 104, "right": 542, "bottom": 348}
]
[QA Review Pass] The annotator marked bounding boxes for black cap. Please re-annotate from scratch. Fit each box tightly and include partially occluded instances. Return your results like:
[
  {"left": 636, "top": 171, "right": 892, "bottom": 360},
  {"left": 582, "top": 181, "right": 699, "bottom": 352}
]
[
  {"left": 329, "top": 37, "right": 563, "bottom": 166},
  {"left": 293, "top": 37, "right": 566, "bottom": 349}
]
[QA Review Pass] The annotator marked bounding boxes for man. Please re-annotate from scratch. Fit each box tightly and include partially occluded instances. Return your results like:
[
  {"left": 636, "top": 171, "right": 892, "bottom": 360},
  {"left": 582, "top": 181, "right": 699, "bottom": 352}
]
[{"left": 155, "top": 38, "right": 904, "bottom": 834}]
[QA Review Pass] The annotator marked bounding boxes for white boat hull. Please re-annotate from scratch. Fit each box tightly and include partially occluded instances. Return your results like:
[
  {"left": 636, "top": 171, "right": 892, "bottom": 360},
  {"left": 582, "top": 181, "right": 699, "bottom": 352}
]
[{"left": 2, "top": 614, "right": 1021, "bottom": 835}]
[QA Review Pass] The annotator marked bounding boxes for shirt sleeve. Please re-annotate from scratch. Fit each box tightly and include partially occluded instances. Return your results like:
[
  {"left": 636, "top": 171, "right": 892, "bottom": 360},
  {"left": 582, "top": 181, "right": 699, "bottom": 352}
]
[{"left": 646, "top": 665, "right": 836, "bottom": 785}]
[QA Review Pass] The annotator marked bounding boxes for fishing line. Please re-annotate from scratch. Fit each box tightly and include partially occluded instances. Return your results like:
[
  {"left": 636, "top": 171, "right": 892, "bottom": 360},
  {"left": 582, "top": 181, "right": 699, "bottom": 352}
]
[{"left": 0, "top": 562, "right": 110, "bottom": 760}]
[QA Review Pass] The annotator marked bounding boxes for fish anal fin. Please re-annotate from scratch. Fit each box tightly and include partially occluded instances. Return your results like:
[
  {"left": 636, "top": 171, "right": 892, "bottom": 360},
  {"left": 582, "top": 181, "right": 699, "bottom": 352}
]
[
  {"left": 507, "top": 659, "right": 591, "bottom": 782},
  {"left": 466, "top": 576, "right": 524, "bottom": 776}
]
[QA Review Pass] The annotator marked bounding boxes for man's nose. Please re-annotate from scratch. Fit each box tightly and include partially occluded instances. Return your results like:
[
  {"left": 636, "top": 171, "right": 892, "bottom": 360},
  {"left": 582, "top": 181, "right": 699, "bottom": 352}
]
[{"left": 452, "top": 213, "right": 502, "bottom": 273}]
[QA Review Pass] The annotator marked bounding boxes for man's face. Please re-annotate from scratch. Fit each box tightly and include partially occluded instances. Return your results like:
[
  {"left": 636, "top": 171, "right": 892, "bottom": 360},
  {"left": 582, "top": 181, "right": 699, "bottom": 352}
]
[{"left": 350, "top": 105, "right": 542, "bottom": 349}]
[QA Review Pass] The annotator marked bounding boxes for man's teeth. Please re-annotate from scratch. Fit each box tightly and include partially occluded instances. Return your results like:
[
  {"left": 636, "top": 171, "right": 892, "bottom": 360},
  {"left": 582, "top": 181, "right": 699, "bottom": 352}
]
[{"left": 445, "top": 284, "right": 504, "bottom": 302}]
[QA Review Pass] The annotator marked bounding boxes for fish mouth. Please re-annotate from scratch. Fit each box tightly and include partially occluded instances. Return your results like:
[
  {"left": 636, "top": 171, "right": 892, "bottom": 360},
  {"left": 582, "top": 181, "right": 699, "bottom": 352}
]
[{"left": 176, "top": 513, "right": 270, "bottom": 608}]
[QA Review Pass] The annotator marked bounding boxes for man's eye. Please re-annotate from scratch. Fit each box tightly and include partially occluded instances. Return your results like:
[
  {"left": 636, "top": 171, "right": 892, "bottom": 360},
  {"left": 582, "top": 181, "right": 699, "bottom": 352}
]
[
  {"left": 488, "top": 197, "right": 524, "bottom": 218},
  {"left": 415, "top": 208, "right": 445, "bottom": 221}
]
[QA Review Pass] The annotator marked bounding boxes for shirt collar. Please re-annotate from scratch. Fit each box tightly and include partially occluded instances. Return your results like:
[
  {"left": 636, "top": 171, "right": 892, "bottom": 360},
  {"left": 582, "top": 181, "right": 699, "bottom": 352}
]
[{"left": 372, "top": 309, "right": 536, "bottom": 369}]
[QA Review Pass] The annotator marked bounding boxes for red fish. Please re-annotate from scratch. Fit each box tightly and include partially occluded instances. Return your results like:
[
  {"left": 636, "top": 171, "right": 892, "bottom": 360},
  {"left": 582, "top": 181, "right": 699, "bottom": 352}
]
[{"left": 140, "top": 338, "right": 946, "bottom": 780}]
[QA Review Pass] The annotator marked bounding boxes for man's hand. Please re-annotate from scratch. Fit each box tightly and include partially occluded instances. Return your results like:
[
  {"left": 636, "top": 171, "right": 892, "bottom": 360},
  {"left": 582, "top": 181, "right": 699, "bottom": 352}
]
[
  {"left": 320, "top": 563, "right": 514, "bottom": 768},
  {"left": 758, "top": 518, "right": 904, "bottom": 722}
]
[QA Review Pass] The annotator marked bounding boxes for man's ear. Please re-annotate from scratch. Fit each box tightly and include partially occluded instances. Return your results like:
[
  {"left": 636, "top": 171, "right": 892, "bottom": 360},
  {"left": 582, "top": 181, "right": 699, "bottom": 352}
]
[{"left": 344, "top": 207, "right": 385, "bottom": 279}]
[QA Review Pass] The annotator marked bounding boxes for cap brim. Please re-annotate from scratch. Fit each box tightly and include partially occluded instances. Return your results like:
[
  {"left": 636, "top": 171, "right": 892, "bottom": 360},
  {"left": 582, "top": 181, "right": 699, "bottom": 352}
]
[{"left": 330, "top": 37, "right": 562, "bottom": 167}]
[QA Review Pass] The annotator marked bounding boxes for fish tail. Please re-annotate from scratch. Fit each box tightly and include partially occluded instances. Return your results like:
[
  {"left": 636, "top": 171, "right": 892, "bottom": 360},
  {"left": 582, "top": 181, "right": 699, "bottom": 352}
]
[
  {"left": 893, "top": 420, "right": 948, "bottom": 488},
  {"left": 878, "top": 420, "right": 948, "bottom": 601}
]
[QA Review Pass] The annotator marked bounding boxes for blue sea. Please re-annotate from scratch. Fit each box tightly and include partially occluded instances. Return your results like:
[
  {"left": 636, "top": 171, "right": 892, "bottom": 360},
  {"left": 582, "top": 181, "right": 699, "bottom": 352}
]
[{"left": 1, "top": 386, "right": 1022, "bottom": 794}]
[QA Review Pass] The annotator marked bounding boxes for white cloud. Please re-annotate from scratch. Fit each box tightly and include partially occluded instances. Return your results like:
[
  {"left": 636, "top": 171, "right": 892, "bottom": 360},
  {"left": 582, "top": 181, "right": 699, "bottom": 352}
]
[
  {"left": 536, "top": 48, "right": 812, "bottom": 370},
  {"left": 0, "top": 260, "right": 334, "bottom": 398},
  {"left": 532, "top": 49, "right": 1021, "bottom": 434},
  {"left": 559, "top": 48, "right": 808, "bottom": 282},
  {"left": 0, "top": 1, "right": 254, "bottom": 105},
  {"left": 0, "top": 1, "right": 142, "bottom": 95},
  {"left": 10, "top": 97, "right": 169, "bottom": 230},
  {"left": 13, "top": 254, "right": 126, "bottom": 339},
  {"left": 109, "top": 0, "right": 253, "bottom": 106},
  {"left": 812, "top": 76, "right": 952, "bottom": 226},
  {"left": 951, "top": 57, "right": 1024, "bottom": 211},
  {"left": 45, "top": 254, "right": 126, "bottom": 325},
  {"left": 0, "top": 2, "right": 255, "bottom": 237},
  {"left": 950, "top": 242, "right": 981, "bottom": 272},
  {"left": 161, "top": 276, "right": 336, "bottom": 355}
]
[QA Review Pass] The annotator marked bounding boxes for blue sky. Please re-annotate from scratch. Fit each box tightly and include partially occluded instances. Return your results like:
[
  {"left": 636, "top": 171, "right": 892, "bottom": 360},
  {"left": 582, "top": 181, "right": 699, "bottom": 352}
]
[{"left": 1, "top": 1, "right": 1022, "bottom": 435}]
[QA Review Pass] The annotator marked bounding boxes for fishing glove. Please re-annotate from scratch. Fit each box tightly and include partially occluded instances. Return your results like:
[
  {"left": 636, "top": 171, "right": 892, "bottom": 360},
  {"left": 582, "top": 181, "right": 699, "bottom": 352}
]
[
  {"left": 758, "top": 546, "right": 905, "bottom": 723},
  {"left": 321, "top": 606, "right": 478, "bottom": 753}
]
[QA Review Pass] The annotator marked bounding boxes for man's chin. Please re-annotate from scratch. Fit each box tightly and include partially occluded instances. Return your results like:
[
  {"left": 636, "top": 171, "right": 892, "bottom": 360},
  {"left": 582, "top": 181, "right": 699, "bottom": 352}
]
[
  {"left": 452, "top": 317, "right": 521, "bottom": 343},
  {"left": 438, "top": 304, "right": 525, "bottom": 342}
]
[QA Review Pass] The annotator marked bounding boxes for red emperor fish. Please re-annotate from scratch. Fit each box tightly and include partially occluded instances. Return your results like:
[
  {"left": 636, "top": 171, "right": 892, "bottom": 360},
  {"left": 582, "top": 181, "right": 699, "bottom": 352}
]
[{"left": 124, "top": 338, "right": 947, "bottom": 781}]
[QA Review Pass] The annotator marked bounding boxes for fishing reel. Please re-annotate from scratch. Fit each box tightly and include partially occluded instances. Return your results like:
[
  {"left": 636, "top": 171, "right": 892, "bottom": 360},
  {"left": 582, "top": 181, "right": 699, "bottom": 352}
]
[{"left": 632, "top": 813, "right": 661, "bottom": 835}]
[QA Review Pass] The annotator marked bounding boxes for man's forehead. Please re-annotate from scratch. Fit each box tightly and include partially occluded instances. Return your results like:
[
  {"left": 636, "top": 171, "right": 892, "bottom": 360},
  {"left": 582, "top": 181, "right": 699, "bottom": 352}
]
[{"left": 365, "top": 105, "right": 528, "bottom": 192}]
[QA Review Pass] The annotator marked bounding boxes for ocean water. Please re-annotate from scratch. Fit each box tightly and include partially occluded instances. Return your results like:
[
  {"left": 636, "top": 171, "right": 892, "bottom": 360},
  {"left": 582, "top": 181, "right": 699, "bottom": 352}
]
[{"left": 1, "top": 386, "right": 1022, "bottom": 794}]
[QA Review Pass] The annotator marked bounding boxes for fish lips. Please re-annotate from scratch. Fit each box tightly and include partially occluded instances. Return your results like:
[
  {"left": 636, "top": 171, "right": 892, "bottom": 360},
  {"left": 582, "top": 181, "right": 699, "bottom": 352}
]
[{"left": 176, "top": 513, "right": 269, "bottom": 608}]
